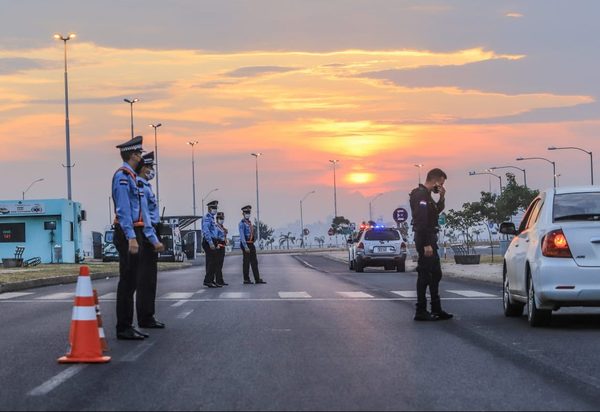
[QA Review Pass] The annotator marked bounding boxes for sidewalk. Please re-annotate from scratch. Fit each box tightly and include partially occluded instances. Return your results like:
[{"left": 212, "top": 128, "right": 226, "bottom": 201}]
[{"left": 318, "top": 250, "right": 502, "bottom": 285}]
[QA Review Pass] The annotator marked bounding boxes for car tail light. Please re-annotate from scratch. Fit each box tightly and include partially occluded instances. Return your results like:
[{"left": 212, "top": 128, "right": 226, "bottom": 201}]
[
  {"left": 357, "top": 242, "right": 364, "bottom": 250},
  {"left": 541, "top": 229, "right": 572, "bottom": 258}
]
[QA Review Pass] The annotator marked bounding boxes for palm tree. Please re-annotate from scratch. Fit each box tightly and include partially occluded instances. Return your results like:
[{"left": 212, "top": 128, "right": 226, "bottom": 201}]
[
  {"left": 279, "top": 232, "right": 293, "bottom": 249},
  {"left": 314, "top": 236, "right": 325, "bottom": 248},
  {"left": 266, "top": 237, "right": 275, "bottom": 250}
]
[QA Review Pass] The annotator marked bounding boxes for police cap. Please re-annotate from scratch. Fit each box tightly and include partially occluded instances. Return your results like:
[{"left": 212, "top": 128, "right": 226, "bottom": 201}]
[
  {"left": 241, "top": 205, "right": 252, "bottom": 213},
  {"left": 216, "top": 212, "right": 224, "bottom": 218},
  {"left": 141, "top": 151, "right": 155, "bottom": 166},
  {"left": 116, "top": 135, "right": 143, "bottom": 152},
  {"left": 207, "top": 200, "right": 218, "bottom": 209}
]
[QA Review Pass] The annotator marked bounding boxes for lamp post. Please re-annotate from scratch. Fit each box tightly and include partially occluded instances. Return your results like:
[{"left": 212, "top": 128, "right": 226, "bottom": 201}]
[
  {"left": 201, "top": 188, "right": 219, "bottom": 218},
  {"left": 369, "top": 192, "right": 384, "bottom": 221},
  {"left": 188, "top": 141, "right": 199, "bottom": 228},
  {"left": 251, "top": 153, "right": 263, "bottom": 245},
  {"left": 548, "top": 146, "right": 594, "bottom": 185},
  {"left": 149, "top": 123, "right": 162, "bottom": 206},
  {"left": 329, "top": 160, "right": 340, "bottom": 218},
  {"left": 469, "top": 171, "right": 503, "bottom": 194},
  {"left": 22, "top": 178, "right": 44, "bottom": 200},
  {"left": 414, "top": 164, "right": 424, "bottom": 184},
  {"left": 124, "top": 98, "right": 139, "bottom": 138},
  {"left": 489, "top": 165, "right": 527, "bottom": 188},
  {"left": 300, "top": 190, "right": 316, "bottom": 249},
  {"left": 54, "top": 33, "right": 75, "bottom": 200},
  {"left": 516, "top": 157, "right": 556, "bottom": 188}
]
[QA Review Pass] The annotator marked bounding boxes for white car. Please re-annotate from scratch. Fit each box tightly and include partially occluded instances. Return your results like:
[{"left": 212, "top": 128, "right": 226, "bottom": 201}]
[
  {"left": 500, "top": 186, "right": 600, "bottom": 326},
  {"left": 348, "top": 226, "right": 407, "bottom": 272}
]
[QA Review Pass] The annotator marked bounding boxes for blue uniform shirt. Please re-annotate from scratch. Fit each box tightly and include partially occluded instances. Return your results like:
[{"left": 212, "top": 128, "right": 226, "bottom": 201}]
[
  {"left": 215, "top": 222, "right": 226, "bottom": 242},
  {"left": 140, "top": 178, "right": 160, "bottom": 225},
  {"left": 238, "top": 219, "right": 254, "bottom": 249},
  {"left": 202, "top": 213, "right": 218, "bottom": 247},
  {"left": 137, "top": 176, "right": 159, "bottom": 244},
  {"left": 111, "top": 162, "right": 141, "bottom": 240}
]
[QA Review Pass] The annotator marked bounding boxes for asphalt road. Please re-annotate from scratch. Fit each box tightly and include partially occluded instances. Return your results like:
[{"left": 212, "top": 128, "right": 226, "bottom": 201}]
[{"left": 2, "top": 253, "right": 600, "bottom": 411}]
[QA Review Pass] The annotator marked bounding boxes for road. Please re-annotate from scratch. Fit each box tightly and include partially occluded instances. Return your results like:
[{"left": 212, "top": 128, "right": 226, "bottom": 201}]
[{"left": 2, "top": 253, "right": 600, "bottom": 410}]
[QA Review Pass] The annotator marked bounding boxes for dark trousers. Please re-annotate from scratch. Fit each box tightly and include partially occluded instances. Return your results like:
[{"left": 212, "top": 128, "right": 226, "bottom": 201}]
[
  {"left": 114, "top": 224, "right": 143, "bottom": 332},
  {"left": 203, "top": 241, "right": 218, "bottom": 283},
  {"left": 215, "top": 244, "right": 226, "bottom": 284},
  {"left": 415, "top": 240, "right": 443, "bottom": 313},
  {"left": 241, "top": 243, "right": 260, "bottom": 281},
  {"left": 136, "top": 232, "right": 158, "bottom": 325}
]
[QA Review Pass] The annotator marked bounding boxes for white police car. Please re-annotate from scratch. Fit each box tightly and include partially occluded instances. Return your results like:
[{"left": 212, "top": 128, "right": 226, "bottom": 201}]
[{"left": 348, "top": 225, "right": 407, "bottom": 272}]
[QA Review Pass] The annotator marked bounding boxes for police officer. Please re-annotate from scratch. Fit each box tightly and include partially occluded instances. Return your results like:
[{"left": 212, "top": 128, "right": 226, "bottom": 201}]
[
  {"left": 202, "top": 200, "right": 221, "bottom": 288},
  {"left": 409, "top": 168, "right": 453, "bottom": 321},
  {"left": 239, "top": 205, "right": 266, "bottom": 284},
  {"left": 136, "top": 152, "right": 166, "bottom": 329},
  {"left": 214, "top": 211, "right": 228, "bottom": 286},
  {"left": 112, "top": 136, "right": 163, "bottom": 340}
]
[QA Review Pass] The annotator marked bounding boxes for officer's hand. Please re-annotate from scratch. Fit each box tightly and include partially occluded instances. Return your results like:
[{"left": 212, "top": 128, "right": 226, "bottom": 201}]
[
  {"left": 243, "top": 248, "right": 249, "bottom": 254},
  {"left": 128, "top": 239, "right": 139, "bottom": 255},
  {"left": 424, "top": 245, "right": 434, "bottom": 257},
  {"left": 438, "top": 185, "right": 446, "bottom": 198},
  {"left": 210, "top": 244, "right": 216, "bottom": 250},
  {"left": 153, "top": 242, "right": 165, "bottom": 252}
]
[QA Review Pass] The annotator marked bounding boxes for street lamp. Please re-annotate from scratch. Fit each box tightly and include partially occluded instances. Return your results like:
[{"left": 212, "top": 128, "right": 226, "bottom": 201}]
[
  {"left": 329, "top": 160, "right": 340, "bottom": 218},
  {"left": 548, "top": 146, "right": 594, "bottom": 185},
  {"left": 369, "top": 192, "right": 384, "bottom": 221},
  {"left": 201, "top": 188, "right": 219, "bottom": 218},
  {"left": 251, "top": 153, "right": 263, "bottom": 245},
  {"left": 124, "top": 98, "right": 139, "bottom": 138},
  {"left": 22, "top": 178, "right": 44, "bottom": 200},
  {"left": 414, "top": 164, "right": 424, "bottom": 184},
  {"left": 469, "top": 170, "right": 503, "bottom": 194},
  {"left": 188, "top": 141, "right": 199, "bottom": 228},
  {"left": 489, "top": 165, "right": 527, "bottom": 188},
  {"left": 516, "top": 156, "right": 556, "bottom": 188},
  {"left": 300, "top": 190, "right": 316, "bottom": 249},
  {"left": 149, "top": 123, "right": 162, "bottom": 206},
  {"left": 54, "top": 32, "right": 75, "bottom": 200}
]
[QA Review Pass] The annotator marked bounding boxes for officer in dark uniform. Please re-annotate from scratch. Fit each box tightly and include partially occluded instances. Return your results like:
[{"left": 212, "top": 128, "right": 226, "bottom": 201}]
[
  {"left": 136, "top": 152, "right": 166, "bottom": 328},
  {"left": 409, "top": 168, "right": 453, "bottom": 321},
  {"left": 111, "top": 136, "right": 163, "bottom": 340},
  {"left": 239, "top": 205, "right": 266, "bottom": 284},
  {"left": 202, "top": 200, "right": 221, "bottom": 288},
  {"left": 214, "top": 211, "right": 228, "bottom": 286}
]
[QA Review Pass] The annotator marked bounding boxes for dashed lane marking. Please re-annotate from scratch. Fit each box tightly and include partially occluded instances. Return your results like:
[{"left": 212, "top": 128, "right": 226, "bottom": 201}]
[
  {"left": 219, "top": 292, "right": 250, "bottom": 299},
  {"left": 171, "top": 300, "right": 189, "bottom": 307},
  {"left": 176, "top": 309, "right": 194, "bottom": 319},
  {"left": 28, "top": 365, "right": 87, "bottom": 396},
  {"left": 121, "top": 342, "right": 155, "bottom": 362},
  {"left": 161, "top": 292, "right": 195, "bottom": 299},
  {"left": 390, "top": 291, "right": 417, "bottom": 298},
  {"left": 0, "top": 292, "right": 34, "bottom": 299},
  {"left": 278, "top": 291, "right": 312, "bottom": 299},
  {"left": 35, "top": 292, "right": 74, "bottom": 300},
  {"left": 99, "top": 292, "right": 116, "bottom": 300},
  {"left": 447, "top": 290, "right": 498, "bottom": 298},
  {"left": 336, "top": 291, "right": 374, "bottom": 298}
]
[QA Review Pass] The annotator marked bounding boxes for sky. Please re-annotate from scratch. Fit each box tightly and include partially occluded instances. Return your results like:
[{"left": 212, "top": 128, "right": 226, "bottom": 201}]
[{"left": 0, "top": 0, "right": 599, "bottom": 241}]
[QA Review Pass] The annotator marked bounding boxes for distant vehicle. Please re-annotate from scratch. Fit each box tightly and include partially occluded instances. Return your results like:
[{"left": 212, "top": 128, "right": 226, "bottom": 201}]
[
  {"left": 181, "top": 229, "right": 202, "bottom": 260},
  {"left": 102, "top": 229, "right": 119, "bottom": 262},
  {"left": 500, "top": 186, "right": 600, "bottom": 326},
  {"left": 348, "top": 225, "right": 407, "bottom": 272},
  {"left": 158, "top": 221, "right": 185, "bottom": 262},
  {"left": 231, "top": 235, "right": 240, "bottom": 250}
]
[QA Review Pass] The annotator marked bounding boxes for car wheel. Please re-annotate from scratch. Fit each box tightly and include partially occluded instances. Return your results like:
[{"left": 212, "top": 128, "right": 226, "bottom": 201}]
[
  {"left": 503, "top": 266, "right": 524, "bottom": 317},
  {"left": 349, "top": 257, "right": 354, "bottom": 270},
  {"left": 396, "top": 261, "right": 405, "bottom": 272},
  {"left": 355, "top": 261, "right": 364, "bottom": 273},
  {"left": 384, "top": 263, "right": 394, "bottom": 271},
  {"left": 527, "top": 274, "right": 551, "bottom": 327}
]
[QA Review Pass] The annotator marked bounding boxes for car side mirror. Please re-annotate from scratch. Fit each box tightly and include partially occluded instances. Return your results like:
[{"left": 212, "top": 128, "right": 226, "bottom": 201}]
[
  {"left": 499, "top": 222, "right": 517, "bottom": 236},
  {"left": 346, "top": 237, "right": 353, "bottom": 244}
]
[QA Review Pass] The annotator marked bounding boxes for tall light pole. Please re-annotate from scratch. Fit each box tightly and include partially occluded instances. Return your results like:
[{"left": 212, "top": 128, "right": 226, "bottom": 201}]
[
  {"left": 469, "top": 171, "right": 503, "bottom": 194},
  {"left": 251, "top": 153, "right": 263, "bottom": 245},
  {"left": 490, "top": 165, "right": 527, "bottom": 188},
  {"left": 300, "top": 190, "right": 316, "bottom": 249},
  {"left": 149, "top": 123, "right": 162, "bottom": 205},
  {"left": 329, "top": 160, "right": 340, "bottom": 218},
  {"left": 414, "top": 164, "right": 424, "bottom": 184},
  {"left": 548, "top": 146, "right": 594, "bottom": 185},
  {"left": 517, "top": 156, "right": 556, "bottom": 188},
  {"left": 54, "top": 33, "right": 75, "bottom": 200},
  {"left": 124, "top": 98, "right": 139, "bottom": 138},
  {"left": 188, "top": 141, "right": 199, "bottom": 228},
  {"left": 369, "top": 192, "right": 383, "bottom": 221},
  {"left": 202, "top": 188, "right": 219, "bottom": 218},
  {"left": 22, "top": 178, "right": 44, "bottom": 200}
]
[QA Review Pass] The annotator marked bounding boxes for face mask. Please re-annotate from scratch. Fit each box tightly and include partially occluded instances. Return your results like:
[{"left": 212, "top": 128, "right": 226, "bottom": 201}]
[
  {"left": 244, "top": 213, "right": 251, "bottom": 220},
  {"left": 432, "top": 185, "right": 440, "bottom": 194},
  {"left": 217, "top": 219, "right": 224, "bottom": 224},
  {"left": 146, "top": 169, "right": 155, "bottom": 180},
  {"left": 210, "top": 209, "right": 217, "bottom": 216}
]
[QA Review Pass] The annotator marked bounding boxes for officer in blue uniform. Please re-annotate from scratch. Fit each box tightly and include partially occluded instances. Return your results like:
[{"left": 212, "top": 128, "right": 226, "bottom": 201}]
[
  {"left": 214, "top": 211, "right": 228, "bottom": 286},
  {"left": 202, "top": 200, "right": 221, "bottom": 288},
  {"left": 112, "top": 136, "right": 163, "bottom": 340},
  {"left": 409, "top": 168, "right": 453, "bottom": 322},
  {"left": 239, "top": 205, "right": 266, "bottom": 284},
  {"left": 136, "top": 152, "right": 166, "bottom": 328}
]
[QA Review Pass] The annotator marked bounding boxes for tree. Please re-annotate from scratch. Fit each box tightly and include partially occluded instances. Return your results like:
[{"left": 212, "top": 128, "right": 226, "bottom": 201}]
[
  {"left": 496, "top": 173, "right": 539, "bottom": 221},
  {"left": 254, "top": 220, "right": 275, "bottom": 242},
  {"left": 331, "top": 216, "right": 352, "bottom": 236},
  {"left": 279, "top": 232, "right": 293, "bottom": 249},
  {"left": 445, "top": 203, "right": 482, "bottom": 254},
  {"left": 314, "top": 236, "right": 325, "bottom": 248}
]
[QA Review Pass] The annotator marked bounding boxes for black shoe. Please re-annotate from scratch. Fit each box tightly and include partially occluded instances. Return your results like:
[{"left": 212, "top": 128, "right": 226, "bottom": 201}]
[
  {"left": 216, "top": 282, "right": 228, "bottom": 286},
  {"left": 132, "top": 327, "right": 150, "bottom": 338},
  {"left": 117, "top": 328, "right": 145, "bottom": 340},
  {"left": 204, "top": 282, "right": 217, "bottom": 288},
  {"left": 243, "top": 280, "right": 254, "bottom": 284},
  {"left": 214, "top": 282, "right": 223, "bottom": 288},
  {"left": 255, "top": 279, "right": 267, "bottom": 284},
  {"left": 139, "top": 319, "right": 166, "bottom": 329},
  {"left": 432, "top": 310, "right": 453, "bottom": 320},
  {"left": 414, "top": 311, "right": 437, "bottom": 321}
]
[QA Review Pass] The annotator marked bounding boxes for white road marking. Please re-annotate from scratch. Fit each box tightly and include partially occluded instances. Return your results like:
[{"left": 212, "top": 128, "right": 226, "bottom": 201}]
[
  {"left": 447, "top": 290, "right": 497, "bottom": 298},
  {"left": 278, "top": 291, "right": 312, "bottom": 299},
  {"left": 336, "top": 291, "right": 374, "bottom": 298},
  {"left": 99, "top": 292, "right": 116, "bottom": 300},
  {"left": 28, "top": 365, "right": 87, "bottom": 396},
  {"left": 390, "top": 290, "right": 417, "bottom": 298},
  {"left": 171, "top": 300, "right": 189, "bottom": 307},
  {"left": 176, "top": 309, "right": 194, "bottom": 319},
  {"left": 219, "top": 292, "right": 250, "bottom": 299},
  {"left": 161, "top": 292, "right": 195, "bottom": 299},
  {"left": 194, "top": 289, "right": 206, "bottom": 294},
  {"left": 35, "top": 292, "right": 74, "bottom": 300},
  {"left": 0, "top": 292, "right": 34, "bottom": 299},
  {"left": 121, "top": 342, "right": 155, "bottom": 362}
]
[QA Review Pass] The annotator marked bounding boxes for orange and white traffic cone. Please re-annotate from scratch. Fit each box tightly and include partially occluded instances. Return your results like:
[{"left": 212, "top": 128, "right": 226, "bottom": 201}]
[
  {"left": 58, "top": 266, "right": 111, "bottom": 364},
  {"left": 93, "top": 289, "right": 109, "bottom": 353}
]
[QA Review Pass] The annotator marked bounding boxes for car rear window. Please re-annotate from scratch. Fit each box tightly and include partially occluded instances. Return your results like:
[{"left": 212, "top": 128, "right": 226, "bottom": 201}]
[
  {"left": 364, "top": 229, "right": 400, "bottom": 240},
  {"left": 553, "top": 192, "right": 600, "bottom": 221}
]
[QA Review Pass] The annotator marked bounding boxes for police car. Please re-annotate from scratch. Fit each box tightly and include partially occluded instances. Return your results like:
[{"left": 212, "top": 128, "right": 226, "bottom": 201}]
[{"left": 348, "top": 225, "right": 407, "bottom": 272}]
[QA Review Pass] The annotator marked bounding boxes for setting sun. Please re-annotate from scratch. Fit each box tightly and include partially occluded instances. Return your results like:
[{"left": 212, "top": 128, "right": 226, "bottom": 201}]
[{"left": 347, "top": 172, "right": 374, "bottom": 184}]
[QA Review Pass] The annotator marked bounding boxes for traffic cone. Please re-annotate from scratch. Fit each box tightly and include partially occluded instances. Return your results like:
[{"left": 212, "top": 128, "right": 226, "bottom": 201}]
[
  {"left": 58, "top": 266, "right": 111, "bottom": 363},
  {"left": 93, "top": 289, "right": 109, "bottom": 352}
]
